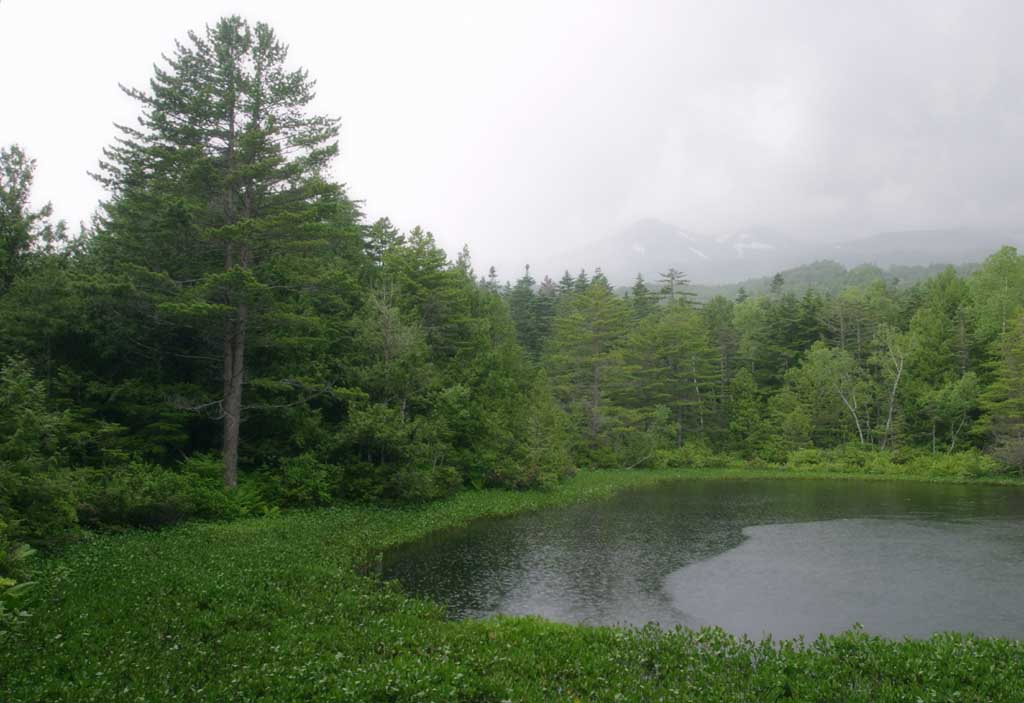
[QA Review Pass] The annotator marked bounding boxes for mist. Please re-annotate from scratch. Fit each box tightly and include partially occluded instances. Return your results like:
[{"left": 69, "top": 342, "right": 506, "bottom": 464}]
[{"left": 3, "top": 1, "right": 1023, "bottom": 281}]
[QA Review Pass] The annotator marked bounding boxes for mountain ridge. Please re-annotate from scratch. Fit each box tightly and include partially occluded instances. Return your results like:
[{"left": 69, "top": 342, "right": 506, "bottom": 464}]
[{"left": 527, "top": 220, "right": 1024, "bottom": 287}]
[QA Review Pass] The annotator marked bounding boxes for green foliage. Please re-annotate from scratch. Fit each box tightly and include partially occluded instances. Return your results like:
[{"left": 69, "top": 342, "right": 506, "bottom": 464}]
[
  {"left": 75, "top": 461, "right": 238, "bottom": 529},
  {"left": 2, "top": 19, "right": 1024, "bottom": 673},
  {"left": 0, "top": 355, "right": 68, "bottom": 465},
  {"left": 3, "top": 470, "right": 1023, "bottom": 702},
  {"left": 0, "top": 523, "right": 35, "bottom": 638},
  {"left": 785, "top": 445, "right": 1001, "bottom": 479},
  {"left": 0, "top": 145, "right": 66, "bottom": 295}
]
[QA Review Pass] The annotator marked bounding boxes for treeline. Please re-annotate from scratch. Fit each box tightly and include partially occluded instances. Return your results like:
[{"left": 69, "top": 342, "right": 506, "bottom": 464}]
[
  {"left": 502, "top": 254, "right": 1024, "bottom": 474},
  {"left": 0, "top": 17, "right": 573, "bottom": 559},
  {"left": 2, "top": 16, "right": 1024, "bottom": 564}
]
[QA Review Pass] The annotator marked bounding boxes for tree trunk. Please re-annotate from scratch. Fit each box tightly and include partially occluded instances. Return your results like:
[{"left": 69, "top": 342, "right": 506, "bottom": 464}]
[
  {"left": 221, "top": 242, "right": 249, "bottom": 488},
  {"left": 880, "top": 352, "right": 903, "bottom": 449}
]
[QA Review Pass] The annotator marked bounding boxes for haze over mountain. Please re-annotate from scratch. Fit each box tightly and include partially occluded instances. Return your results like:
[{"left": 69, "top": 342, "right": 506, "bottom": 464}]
[{"left": 529, "top": 220, "right": 1024, "bottom": 286}]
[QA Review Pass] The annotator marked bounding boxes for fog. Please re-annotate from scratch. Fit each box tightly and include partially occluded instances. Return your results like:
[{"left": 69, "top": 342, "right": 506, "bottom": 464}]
[{"left": 2, "top": 0, "right": 1023, "bottom": 280}]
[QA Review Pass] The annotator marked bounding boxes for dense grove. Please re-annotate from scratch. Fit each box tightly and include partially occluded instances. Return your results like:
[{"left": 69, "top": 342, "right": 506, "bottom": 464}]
[{"left": 3, "top": 15, "right": 1024, "bottom": 632}]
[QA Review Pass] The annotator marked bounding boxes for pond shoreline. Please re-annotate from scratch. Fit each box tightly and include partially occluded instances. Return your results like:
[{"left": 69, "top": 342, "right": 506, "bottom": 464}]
[{"left": 4, "top": 468, "right": 1024, "bottom": 701}]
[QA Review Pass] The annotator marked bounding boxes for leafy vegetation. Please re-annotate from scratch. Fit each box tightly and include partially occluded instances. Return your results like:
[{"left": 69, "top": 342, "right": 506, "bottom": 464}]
[
  {"left": 3, "top": 15, "right": 1023, "bottom": 553},
  {"left": 3, "top": 14, "right": 1024, "bottom": 699},
  {"left": 3, "top": 469, "right": 1024, "bottom": 702}
]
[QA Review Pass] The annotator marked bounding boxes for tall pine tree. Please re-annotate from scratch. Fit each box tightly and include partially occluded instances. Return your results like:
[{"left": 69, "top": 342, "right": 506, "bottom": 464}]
[{"left": 94, "top": 17, "right": 350, "bottom": 486}]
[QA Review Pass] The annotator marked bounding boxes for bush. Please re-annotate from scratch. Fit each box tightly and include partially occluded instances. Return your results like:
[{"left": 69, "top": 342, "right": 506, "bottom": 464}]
[
  {"left": 902, "top": 450, "right": 1000, "bottom": 479},
  {"left": 261, "top": 454, "right": 336, "bottom": 508},
  {"left": 0, "top": 515, "right": 36, "bottom": 638},
  {"left": 785, "top": 446, "right": 1003, "bottom": 479},
  {"left": 76, "top": 461, "right": 237, "bottom": 529},
  {"left": 0, "top": 463, "right": 80, "bottom": 546},
  {"left": 656, "top": 441, "right": 722, "bottom": 470},
  {"left": 385, "top": 464, "right": 463, "bottom": 502}
]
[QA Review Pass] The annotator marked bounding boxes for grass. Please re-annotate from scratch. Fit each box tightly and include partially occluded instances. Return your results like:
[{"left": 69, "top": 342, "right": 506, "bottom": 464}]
[{"left": 3, "top": 467, "right": 1024, "bottom": 702}]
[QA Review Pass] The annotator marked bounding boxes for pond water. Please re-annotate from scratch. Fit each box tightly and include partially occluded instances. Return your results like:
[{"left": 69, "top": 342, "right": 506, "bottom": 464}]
[{"left": 383, "top": 478, "right": 1024, "bottom": 639}]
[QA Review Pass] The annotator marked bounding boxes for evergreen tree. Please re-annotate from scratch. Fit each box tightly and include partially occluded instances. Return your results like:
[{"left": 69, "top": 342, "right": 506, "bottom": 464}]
[
  {"left": 727, "top": 367, "right": 763, "bottom": 455},
  {"left": 508, "top": 265, "right": 540, "bottom": 357},
  {"left": 630, "top": 274, "right": 658, "bottom": 319},
  {"left": 365, "top": 218, "right": 404, "bottom": 269},
  {"left": 94, "top": 17, "right": 350, "bottom": 487},
  {"left": 0, "top": 145, "right": 66, "bottom": 295},
  {"left": 658, "top": 268, "right": 695, "bottom": 305},
  {"left": 624, "top": 302, "right": 718, "bottom": 446},
  {"left": 557, "top": 270, "right": 575, "bottom": 295},
  {"left": 573, "top": 268, "right": 590, "bottom": 292},
  {"left": 545, "top": 282, "right": 630, "bottom": 462},
  {"left": 978, "top": 313, "right": 1024, "bottom": 474}
]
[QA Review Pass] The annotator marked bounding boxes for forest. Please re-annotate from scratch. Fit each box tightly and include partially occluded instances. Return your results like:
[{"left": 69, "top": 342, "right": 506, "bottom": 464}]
[
  {"left": 4, "top": 15, "right": 1024, "bottom": 701},
  {"left": 2, "top": 15, "right": 1024, "bottom": 564},
  {"left": 2, "top": 16, "right": 1024, "bottom": 570}
]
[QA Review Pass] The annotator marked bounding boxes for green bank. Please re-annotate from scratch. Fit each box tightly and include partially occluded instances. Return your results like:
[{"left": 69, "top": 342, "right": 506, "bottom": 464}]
[{"left": 3, "top": 467, "right": 1024, "bottom": 703}]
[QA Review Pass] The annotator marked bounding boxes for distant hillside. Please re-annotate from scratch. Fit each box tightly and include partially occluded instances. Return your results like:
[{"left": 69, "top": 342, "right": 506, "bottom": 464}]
[
  {"left": 531, "top": 220, "right": 1024, "bottom": 287},
  {"left": 688, "top": 260, "right": 981, "bottom": 301},
  {"left": 825, "top": 229, "right": 1024, "bottom": 268},
  {"left": 533, "top": 219, "right": 804, "bottom": 285}
]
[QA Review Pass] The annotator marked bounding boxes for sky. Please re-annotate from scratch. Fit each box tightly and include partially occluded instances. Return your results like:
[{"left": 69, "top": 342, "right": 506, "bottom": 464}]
[{"left": 2, "top": 0, "right": 1023, "bottom": 277}]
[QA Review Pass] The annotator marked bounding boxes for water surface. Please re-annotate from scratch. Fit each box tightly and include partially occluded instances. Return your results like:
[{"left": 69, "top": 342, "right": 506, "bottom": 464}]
[{"left": 383, "top": 478, "right": 1024, "bottom": 639}]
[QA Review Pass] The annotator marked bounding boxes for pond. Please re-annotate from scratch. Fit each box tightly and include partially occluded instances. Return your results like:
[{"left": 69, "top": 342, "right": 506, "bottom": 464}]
[{"left": 383, "top": 478, "right": 1024, "bottom": 640}]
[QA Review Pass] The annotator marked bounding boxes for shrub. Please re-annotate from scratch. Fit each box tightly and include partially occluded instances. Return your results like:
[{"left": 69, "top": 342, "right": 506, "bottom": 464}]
[
  {"left": 262, "top": 454, "right": 336, "bottom": 507},
  {"left": 76, "top": 461, "right": 237, "bottom": 529},
  {"left": 0, "top": 515, "right": 35, "bottom": 638},
  {"left": 903, "top": 450, "right": 1000, "bottom": 479},
  {"left": 0, "top": 463, "right": 80, "bottom": 546},
  {"left": 657, "top": 441, "right": 721, "bottom": 470}
]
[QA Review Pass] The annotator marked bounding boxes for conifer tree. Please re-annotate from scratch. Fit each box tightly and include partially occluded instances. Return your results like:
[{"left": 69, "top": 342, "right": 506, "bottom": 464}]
[
  {"left": 545, "top": 282, "right": 630, "bottom": 460},
  {"left": 508, "top": 265, "right": 539, "bottom": 357},
  {"left": 574, "top": 268, "right": 590, "bottom": 292},
  {"left": 630, "top": 274, "right": 657, "bottom": 319},
  {"left": 94, "top": 17, "right": 350, "bottom": 487},
  {"left": 557, "top": 270, "right": 575, "bottom": 295},
  {"left": 658, "top": 268, "right": 695, "bottom": 305},
  {"left": 978, "top": 313, "right": 1024, "bottom": 474},
  {"left": 0, "top": 145, "right": 66, "bottom": 295}
]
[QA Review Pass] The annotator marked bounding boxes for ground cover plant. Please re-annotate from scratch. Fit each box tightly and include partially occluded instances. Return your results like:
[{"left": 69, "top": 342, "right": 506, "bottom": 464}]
[{"left": 3, "top": 469, "right": 1024, "bottom": 703}]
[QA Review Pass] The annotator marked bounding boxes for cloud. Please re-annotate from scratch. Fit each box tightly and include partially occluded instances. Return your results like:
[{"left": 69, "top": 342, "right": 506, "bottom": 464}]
[{"left": 2, "top": 0, "right": 1022, "bottom": 277}]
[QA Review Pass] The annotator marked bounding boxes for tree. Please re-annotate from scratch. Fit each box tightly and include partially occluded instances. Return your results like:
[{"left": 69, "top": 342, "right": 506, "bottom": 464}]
[
  {"left": 0, "top": 146, "right": 65, "bottom": 295},
  {"left": 573, "top": 268, "right": 590, "bottom": 292},
  {"left": 545, "top": 282, "right": 630, "bottom": 461},
  {"left": 969, "top": 246, "right": 1024, "bottom": 357},
  {"left": 94, "top": 17, "right": 349, "bottom": 487},
  {"left": 923, "top": 373, "right": 979, "bottom": 453},
  {"left": 557, "top": 270, "right": 575, "bottom": 295},
  {"left": 365, "top": 217, "right": 404, "bottom": 268},
  {"left": 870, "top": 324, "right": 912, "bottom": 449},
  {"left": 659, "top": 268, "right": 695, "bottom": 305},
  {"left": 508, "top": 265, "right": 539, "bottom": 356},
  {"left": 795, "top": 342, "right": 872, "bottom": 445},
  {"left": 978, "top": 314, "right": 1024, "bottom": 474},
  {"left": 630, "top": 274, "right": 658, "bottom": 319},
  {"left": 727, "top": 367, "right": 763, "bottom": 455},
  {"left": 623, "top": 302, "right": 718, "bottom": 446}
]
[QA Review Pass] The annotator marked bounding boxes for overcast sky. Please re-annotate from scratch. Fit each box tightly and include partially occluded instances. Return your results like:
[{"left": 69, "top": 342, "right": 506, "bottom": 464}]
[{"left": 2, "top": 1, "right": 1023, "bottom": 276}]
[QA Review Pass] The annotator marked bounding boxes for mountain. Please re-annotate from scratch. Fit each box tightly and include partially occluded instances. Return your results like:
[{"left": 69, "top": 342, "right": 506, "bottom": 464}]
[
  {"left": 532, "top": 219, "right": 804, "bottom": 285},
  {"left": 530, "top": 221, "right": 1024, "bottom": 287},
  {"left": 824, "top": 228, "right": 1024, "bottom": 268}
]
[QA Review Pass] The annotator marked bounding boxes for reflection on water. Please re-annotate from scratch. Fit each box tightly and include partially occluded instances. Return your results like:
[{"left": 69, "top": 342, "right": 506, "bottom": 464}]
[{"left": 383, "top": 478, "right": 1024, "bottom": 638}]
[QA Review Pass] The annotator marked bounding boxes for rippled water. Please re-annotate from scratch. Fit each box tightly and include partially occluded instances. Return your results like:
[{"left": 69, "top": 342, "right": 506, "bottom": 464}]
[{"left": 383, "top": 478, "right": 1024, "bottom": 639}]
